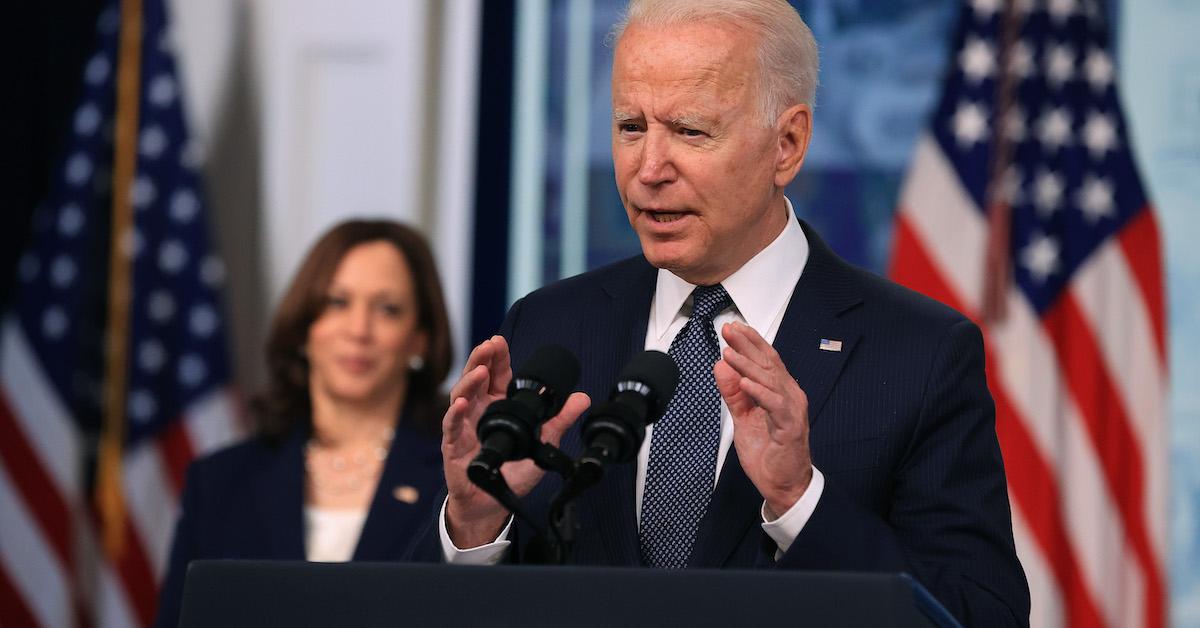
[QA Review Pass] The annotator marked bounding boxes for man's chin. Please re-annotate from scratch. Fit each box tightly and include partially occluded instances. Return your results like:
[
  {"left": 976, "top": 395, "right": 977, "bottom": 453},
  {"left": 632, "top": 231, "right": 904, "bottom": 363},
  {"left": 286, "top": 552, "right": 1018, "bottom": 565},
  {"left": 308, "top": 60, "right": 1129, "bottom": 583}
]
[{"left": 642, "top": 248, "right": 704, "bottom": 280}]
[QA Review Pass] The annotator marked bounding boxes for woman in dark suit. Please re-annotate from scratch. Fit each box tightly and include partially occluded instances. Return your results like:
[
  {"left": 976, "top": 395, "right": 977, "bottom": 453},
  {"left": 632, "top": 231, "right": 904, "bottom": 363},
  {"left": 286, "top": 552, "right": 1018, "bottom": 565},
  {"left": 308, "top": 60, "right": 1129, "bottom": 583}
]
[{"left": 155, "top": 220, "right": 453, "bottom": 627}]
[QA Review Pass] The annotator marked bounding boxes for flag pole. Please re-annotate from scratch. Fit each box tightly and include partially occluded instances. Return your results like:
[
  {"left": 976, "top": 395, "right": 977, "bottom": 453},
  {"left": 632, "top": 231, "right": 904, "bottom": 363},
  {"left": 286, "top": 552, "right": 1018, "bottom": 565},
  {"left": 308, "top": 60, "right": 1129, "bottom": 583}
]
[
  {"left": 981, "top": 0, "right": 1022, "bottom": 323},
  {"left": 97, "top": 0, "right": 144, "bottom": 559}
]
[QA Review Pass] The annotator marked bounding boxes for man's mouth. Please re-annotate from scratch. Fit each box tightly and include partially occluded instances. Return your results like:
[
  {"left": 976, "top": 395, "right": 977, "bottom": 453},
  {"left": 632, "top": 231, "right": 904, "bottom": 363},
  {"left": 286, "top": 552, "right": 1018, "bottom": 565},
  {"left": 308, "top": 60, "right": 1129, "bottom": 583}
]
[{"left": 644, "top": 209, "right": 687, "bottom": 223}]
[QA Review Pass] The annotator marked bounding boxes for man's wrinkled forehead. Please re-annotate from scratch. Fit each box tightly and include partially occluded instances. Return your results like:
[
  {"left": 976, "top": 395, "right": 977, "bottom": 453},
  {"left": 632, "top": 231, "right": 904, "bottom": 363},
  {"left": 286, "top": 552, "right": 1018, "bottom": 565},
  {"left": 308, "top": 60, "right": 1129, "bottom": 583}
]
[{"left": 611, "top": 23, "right": 758, "bottom": 102}]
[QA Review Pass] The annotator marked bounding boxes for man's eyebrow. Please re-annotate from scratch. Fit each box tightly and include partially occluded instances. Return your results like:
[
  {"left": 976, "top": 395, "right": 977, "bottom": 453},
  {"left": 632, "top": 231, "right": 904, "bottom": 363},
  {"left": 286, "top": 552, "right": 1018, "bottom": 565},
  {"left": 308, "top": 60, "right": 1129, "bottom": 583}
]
[
  {"left": 612, "top": 110, "right": 640, "bottom": 122},
  {"left": 670, "top": 114, "right": 714, "bottom": 129}
]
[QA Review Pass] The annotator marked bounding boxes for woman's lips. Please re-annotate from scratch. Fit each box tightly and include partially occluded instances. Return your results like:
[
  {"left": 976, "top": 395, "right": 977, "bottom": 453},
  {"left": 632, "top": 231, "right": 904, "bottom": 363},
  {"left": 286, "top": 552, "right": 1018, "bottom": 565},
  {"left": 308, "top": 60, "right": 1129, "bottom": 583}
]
[{"left": 337, "top": 356, "right": 375, "bottom": 374}]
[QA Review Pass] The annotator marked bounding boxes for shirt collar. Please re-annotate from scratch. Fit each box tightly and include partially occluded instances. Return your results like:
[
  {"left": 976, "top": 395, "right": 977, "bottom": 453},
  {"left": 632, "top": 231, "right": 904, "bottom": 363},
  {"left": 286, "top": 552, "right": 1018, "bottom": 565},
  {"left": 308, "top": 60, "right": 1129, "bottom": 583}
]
[{"left": 651, "top": 198, "right": 809, "bottom": 340}]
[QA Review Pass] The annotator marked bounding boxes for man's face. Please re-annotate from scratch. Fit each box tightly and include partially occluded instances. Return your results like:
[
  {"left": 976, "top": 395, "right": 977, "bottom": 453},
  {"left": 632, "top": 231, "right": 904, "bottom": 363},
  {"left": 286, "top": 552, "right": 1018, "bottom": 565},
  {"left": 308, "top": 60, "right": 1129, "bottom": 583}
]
[{"left": 611, "top": 21, "right": 802, "bottom": 285}]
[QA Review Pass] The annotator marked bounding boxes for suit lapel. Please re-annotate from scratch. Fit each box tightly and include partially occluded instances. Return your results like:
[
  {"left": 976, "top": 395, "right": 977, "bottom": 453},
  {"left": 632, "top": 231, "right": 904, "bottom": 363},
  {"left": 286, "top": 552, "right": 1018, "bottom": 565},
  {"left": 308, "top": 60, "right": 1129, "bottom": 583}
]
[
  {"left": 773, "top": 221, "right": 863, "bottom": 428},
  {"left": 580, "top": 258, "right": 657, "bottom": 566},
  {"left": 254, "top": 431, "right": 307, "bottom": 559},
  {"left": 688, "top": 447, "right": 762, "bottom": 567},
  {"left": 354, "top": 424, "right": 441, "bottom": 560},
  {"left": 689, "top": 221, "right": 864, "bottom": 566}
]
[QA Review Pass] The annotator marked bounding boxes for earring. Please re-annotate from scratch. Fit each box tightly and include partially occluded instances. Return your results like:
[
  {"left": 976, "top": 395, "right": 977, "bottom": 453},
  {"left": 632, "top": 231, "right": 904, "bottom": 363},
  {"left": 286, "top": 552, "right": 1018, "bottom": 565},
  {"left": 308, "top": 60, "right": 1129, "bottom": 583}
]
[{"left": 408, "top": 355, "right": 425, "bottom": 371}]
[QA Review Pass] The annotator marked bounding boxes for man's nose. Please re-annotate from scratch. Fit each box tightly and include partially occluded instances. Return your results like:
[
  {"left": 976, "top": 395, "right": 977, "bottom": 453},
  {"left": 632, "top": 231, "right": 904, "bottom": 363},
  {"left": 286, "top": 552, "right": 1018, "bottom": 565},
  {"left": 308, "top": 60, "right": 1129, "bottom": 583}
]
[{"left": 636, "top": 129, "right": 677, "bottom": 186}]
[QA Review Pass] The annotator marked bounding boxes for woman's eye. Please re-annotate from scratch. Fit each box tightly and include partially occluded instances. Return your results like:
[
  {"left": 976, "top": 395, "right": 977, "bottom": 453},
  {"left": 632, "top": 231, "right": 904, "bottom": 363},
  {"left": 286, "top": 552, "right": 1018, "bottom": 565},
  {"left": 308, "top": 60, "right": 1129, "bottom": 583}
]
[
  {"left": 378, "top": 303, "right": 403, "bottom": 318},
  {"left": 324, "top": 296, "right": 348, "bottom": 309}
]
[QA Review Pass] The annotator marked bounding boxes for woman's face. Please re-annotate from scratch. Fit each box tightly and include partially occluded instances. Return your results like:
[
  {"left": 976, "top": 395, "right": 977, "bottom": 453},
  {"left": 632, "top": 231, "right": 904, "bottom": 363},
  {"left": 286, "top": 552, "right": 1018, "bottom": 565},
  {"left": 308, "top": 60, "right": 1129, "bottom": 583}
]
[{"left": 306, "top": 240, "right": 427, "bottom": 409}]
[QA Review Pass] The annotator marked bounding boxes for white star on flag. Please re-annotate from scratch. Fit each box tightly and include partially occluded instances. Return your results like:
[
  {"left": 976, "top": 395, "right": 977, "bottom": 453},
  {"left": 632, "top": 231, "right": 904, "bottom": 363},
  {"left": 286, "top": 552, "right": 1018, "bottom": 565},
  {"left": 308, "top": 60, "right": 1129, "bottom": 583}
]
[
  {"left": 1084, "top": 48, "right": 1114, "bottom": 92},
  {"left": 952, "top": 101, "right": 989, "bottom": 147},
  {"left": 1034, "top": 170, "right": 1065, "bottom": 216},
  {"left": 971, "top": 0, "right": 1001, "bottom": 19},
  {"left": 1045, "top": 43, "right": 1076, "bottom": 88},
  {"left": 1037, "top": 107, "right": 1073, "bottom": 152},
  {"left": 1077, "top": 176, "right": 1115, "bottom": 222},
  {"left": 1020, "top": 232, "right": 1061, "bottom": 283},
  {"left": 960, "top": 37, "right": 996, "bottom": 83},
  {"left": 1047, "top": 0, "right": 1078, "bottom": 23},
  {"left": 1083, "top": 111, "right": 1118, "bottom": 158},
  {"left": 950, "top": 102, "right": 988, "bottom": 148}
]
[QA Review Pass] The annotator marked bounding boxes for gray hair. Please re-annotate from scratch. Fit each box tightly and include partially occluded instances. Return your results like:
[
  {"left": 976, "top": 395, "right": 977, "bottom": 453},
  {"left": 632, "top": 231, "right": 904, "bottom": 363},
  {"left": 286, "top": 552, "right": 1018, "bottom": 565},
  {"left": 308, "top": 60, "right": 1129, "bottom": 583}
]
[{"left": 610, "top": 0, "right": 819, "bottom": 125}]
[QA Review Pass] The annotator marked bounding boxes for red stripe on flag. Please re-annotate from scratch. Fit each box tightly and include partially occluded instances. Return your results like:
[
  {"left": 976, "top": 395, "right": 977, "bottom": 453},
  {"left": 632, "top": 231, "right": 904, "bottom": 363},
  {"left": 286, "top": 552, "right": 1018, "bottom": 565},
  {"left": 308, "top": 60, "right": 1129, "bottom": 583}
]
[
  {"left": 0, "top": 560, "right": 41, "bottom": 628},
  {"left": 1117, "top": 208, "right": 1168, "bottom": 368},
  {"left": 1043, "top": 295, "right": 1166, "bottom": 628},
  {"left": 156, "top": 417, "right": 195, "bottom": 496},
  {"left": 0, "top": 392, "right": 74, "bottom": 571},
  {"left": 889, "top": 215, "right": 974, "bottom": 319},
  {"left": 990, "top": 365, "right": 1107, "bottom": 628},
  {"left": 87, "top": 505, "right": 161, "bottom": 627},
  {"left": 890, "top": 213, "right": 1108, "bottom": 627}
]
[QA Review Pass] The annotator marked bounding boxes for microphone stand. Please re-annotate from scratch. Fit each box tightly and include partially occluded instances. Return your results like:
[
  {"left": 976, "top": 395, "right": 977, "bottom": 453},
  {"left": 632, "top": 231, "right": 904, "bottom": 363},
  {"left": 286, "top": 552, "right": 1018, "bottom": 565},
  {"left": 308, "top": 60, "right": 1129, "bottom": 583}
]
[
  {"left": 531, "top": 443, "right": 579, "bottom": 565},
  {"left": 469, "top": 441, "right": 582, "bottom": 565}
]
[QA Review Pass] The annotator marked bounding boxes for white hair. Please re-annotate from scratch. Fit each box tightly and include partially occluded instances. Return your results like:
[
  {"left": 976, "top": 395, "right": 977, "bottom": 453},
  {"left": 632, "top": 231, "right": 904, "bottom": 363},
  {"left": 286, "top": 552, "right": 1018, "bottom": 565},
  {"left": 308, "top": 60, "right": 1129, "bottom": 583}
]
[{"left": 610, "top": 0, "right": 819, "bottom": 125}]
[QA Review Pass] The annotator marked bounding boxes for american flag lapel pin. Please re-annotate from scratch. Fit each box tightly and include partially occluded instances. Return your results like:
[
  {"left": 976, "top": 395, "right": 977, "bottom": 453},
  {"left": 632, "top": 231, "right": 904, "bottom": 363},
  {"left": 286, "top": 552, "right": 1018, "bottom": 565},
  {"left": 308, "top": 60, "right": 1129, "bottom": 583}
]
[{"left": 819, "top": 338, "right": 843, "bottom": 352}]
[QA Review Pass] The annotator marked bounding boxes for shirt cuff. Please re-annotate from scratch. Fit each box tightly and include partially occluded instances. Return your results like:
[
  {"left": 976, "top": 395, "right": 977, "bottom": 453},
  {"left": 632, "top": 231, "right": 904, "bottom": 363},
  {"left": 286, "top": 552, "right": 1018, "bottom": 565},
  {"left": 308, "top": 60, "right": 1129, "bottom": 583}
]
[
  {"left": 760, "top": 466, "right": 825, "bottom": 557},
  {"left": 438, "top": 497, "right": 513, "bottom": 564}
]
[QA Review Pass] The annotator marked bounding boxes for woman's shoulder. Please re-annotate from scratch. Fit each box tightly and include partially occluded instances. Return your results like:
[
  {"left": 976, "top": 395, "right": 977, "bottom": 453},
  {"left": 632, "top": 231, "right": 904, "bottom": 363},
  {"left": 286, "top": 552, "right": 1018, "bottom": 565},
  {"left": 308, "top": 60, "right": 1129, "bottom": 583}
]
[{"left": 185, "top": 431, "right": 301, "bottom": 489}]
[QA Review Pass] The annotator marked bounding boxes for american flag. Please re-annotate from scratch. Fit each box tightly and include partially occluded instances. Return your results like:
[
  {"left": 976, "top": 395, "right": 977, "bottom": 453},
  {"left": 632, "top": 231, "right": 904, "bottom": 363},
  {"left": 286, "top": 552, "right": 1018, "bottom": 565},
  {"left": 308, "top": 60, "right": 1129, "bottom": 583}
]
[
  {"left": 0, "top": 0, "right": 241, "bottom": 625},
  {"left": 890, "top": 0, "right": 1168, "bottom": 627}
]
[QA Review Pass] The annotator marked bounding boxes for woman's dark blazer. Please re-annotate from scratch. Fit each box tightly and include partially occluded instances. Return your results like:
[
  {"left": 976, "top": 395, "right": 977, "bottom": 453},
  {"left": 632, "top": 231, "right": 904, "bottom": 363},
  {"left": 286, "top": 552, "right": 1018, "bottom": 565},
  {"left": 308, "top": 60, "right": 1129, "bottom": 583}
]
[{"left": 153, "top": 420, "right": 443, "bottom": 627}]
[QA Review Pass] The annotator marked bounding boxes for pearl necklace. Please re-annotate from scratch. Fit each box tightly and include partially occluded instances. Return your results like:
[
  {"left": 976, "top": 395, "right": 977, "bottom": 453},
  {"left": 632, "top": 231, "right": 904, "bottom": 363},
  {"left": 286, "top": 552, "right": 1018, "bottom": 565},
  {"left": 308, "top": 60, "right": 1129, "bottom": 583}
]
[{"left": 305, "top": 427, "right": 395, "bottom": 497}]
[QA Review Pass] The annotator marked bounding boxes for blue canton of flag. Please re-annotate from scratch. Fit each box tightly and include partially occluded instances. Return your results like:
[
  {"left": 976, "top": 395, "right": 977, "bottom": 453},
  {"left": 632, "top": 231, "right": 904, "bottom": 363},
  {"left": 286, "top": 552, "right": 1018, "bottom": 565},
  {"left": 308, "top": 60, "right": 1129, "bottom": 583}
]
[
  {"left": 931, "top": 0, "right": 1150, "bottom": 314},
  {"left": 0, "top": 0, "right": 241, "bottom": 626}
]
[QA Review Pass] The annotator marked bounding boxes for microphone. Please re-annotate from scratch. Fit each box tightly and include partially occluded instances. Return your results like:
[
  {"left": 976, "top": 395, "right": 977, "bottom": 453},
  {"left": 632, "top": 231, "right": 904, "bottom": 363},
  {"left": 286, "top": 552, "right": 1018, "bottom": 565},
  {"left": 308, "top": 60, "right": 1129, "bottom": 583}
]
[
  {"left": 468, "top": 345, "right": 580, "bottom": 483},
  {"left": 575, "top": 350, "right": 679, "bottom": 485}
]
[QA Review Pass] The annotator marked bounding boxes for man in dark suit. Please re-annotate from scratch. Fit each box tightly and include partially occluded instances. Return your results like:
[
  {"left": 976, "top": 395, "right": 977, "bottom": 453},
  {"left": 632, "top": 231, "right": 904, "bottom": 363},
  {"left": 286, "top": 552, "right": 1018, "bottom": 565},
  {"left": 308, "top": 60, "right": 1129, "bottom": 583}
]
[{"left": 427, "top": 1, "right": 1030, "bottom": 625}]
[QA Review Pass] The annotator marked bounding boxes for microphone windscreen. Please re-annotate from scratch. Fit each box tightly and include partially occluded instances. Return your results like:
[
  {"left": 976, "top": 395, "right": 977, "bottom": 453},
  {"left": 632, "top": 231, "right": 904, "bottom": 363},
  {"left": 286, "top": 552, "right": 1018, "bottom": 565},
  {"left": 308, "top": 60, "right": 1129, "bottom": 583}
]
[
  {"left": 619, "top": 350, "right": 679, "bottom": 407},
  {"left": 516, "top": 344, "right": 581, "bottom": 394}
]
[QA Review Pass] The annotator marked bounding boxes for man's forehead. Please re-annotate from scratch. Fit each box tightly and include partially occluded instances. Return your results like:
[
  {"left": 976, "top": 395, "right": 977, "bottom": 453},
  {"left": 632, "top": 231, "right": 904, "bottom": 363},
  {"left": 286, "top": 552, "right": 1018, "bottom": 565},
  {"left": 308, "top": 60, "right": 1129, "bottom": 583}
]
[
  {"left": 611, "top": 25, "right": 756, "bottom": 109},
  {"left": 612, "top": 20, "right": 755, "bottom": 79}
]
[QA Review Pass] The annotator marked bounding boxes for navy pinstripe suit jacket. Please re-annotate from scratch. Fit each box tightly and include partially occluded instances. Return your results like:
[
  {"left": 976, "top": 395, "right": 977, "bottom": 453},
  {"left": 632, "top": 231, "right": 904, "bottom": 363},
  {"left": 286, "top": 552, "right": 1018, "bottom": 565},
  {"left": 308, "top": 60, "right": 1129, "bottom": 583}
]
[{"left": 414, "top": 221, "right": 1029, "bottom": 627}]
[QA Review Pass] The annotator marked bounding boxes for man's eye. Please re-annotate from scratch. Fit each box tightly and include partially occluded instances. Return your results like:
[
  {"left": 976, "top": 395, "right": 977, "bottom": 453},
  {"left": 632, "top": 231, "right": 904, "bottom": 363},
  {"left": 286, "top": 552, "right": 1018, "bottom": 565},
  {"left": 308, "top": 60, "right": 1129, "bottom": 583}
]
[
  {"left": 680, "top": 127, "right": 705, "bottom": 137},
  {"left": 618, "top": 123, "right": 643, "bottom": 133}
]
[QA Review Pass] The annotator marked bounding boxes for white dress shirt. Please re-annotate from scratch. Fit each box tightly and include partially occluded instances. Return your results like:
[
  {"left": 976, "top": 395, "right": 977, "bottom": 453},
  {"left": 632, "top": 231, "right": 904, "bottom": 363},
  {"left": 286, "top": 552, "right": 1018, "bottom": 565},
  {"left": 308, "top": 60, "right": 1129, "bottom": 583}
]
[{"left": 441, "top": 199, "right": 826, "bottom": 563}]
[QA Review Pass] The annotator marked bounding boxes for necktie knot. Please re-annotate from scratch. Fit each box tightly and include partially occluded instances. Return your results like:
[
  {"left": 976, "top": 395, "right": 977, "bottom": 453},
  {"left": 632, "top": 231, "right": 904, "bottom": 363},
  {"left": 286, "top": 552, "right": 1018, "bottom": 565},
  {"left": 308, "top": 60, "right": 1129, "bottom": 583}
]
[{"left": 690, "top": 284, "right": 731, "bottom": 323}]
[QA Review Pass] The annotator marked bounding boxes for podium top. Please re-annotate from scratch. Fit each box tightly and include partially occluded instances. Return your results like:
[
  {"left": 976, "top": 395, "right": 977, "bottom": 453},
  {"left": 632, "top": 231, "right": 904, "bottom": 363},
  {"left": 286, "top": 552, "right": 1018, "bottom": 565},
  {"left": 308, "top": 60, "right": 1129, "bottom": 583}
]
[{"left": 180, "top": 560, "right": 960, "bottom": 628}]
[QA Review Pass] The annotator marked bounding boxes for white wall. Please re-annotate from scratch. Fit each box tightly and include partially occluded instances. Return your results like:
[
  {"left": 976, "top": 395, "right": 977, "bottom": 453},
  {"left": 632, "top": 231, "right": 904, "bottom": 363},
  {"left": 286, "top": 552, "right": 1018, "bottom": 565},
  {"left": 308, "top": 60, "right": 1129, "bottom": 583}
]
[{"left": 168, "top": 0, "right": 480, "bottom": 391}]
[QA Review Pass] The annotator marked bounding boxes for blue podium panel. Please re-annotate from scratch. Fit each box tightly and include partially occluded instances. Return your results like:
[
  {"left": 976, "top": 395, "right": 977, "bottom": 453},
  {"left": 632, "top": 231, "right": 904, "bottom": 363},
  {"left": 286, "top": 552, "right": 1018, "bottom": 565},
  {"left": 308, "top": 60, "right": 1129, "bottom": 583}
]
[{"left": 180, "top": 560, "right": 959, "bottom": 628}]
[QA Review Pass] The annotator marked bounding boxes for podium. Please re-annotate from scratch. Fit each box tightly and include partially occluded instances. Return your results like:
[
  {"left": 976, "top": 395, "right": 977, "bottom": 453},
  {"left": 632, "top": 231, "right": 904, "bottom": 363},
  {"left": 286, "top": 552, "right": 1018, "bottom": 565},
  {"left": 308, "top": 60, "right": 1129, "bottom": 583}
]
[{"left": 180, "top": 560, "right": 961, "bottom": 627}]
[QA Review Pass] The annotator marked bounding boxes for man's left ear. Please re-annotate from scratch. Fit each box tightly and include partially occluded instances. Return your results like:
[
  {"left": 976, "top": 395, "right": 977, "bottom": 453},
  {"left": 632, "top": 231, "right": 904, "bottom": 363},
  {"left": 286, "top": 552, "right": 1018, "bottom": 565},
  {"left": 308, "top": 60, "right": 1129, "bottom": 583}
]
[{"left": 774, "top": 103, "right": 812, "bottom": 188}]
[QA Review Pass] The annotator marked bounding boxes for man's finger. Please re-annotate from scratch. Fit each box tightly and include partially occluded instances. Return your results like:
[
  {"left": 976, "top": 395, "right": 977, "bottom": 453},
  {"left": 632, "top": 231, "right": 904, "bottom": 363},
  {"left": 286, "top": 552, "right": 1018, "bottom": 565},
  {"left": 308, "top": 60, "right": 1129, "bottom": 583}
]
[
  {"left": 737, "top": 376, "right": 786, "bottom": 417},
  {"left": 721, "top": 345, "right": 773, "bottom": 389},
  {"left": 540, "top": 392, "right": 591, "bottom": 445},
  {"left": 462, "top": 338, "right": 497, "bottom": 375},
  {"left": 714, "top": 359, "right": 756, "bottom": 416},
  {"left": 448, "top": 363, "right": 489, "bottom": 404},
  {"left": 485, "top": 336, "right": 512, "bottom": 397},
  {"left": 442, "top": 396, "right": 478, "bottom": 452}
]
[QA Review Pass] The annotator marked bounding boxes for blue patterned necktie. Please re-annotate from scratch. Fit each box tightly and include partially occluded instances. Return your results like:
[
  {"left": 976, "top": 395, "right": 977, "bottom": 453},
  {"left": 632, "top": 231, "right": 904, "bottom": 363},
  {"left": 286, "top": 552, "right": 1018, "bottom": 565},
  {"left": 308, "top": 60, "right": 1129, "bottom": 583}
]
[{"left": 639, "top": 283, "right": 732, "bottom": 568}]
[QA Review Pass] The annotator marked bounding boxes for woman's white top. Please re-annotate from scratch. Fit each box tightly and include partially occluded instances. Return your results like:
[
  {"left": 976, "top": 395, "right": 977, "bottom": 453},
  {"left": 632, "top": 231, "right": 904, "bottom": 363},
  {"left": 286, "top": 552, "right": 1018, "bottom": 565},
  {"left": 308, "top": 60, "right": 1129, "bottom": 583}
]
[{"left": 304, "top": 507, "right": 368, "bottom": 562}]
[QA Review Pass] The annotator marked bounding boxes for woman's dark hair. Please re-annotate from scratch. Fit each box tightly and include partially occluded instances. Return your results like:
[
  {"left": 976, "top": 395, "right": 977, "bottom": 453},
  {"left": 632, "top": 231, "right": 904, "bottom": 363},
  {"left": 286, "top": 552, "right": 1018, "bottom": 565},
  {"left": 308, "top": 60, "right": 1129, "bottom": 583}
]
[{"left": 253, "top": 219, "right": 452, "bottom": 439}]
